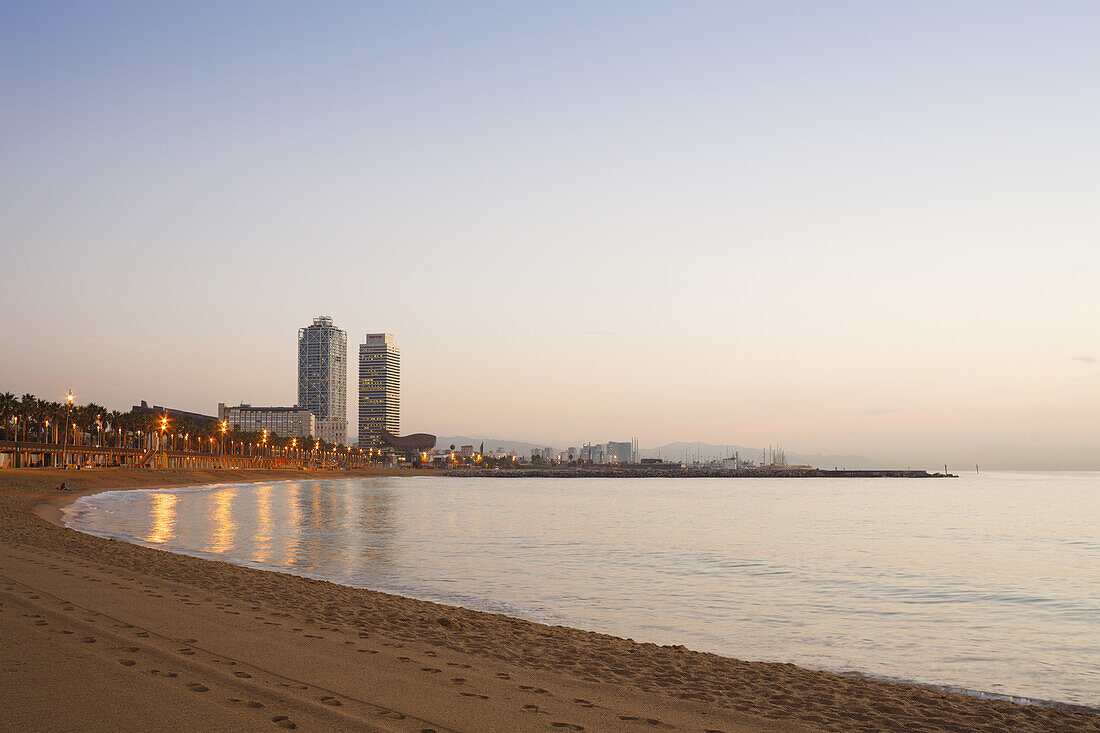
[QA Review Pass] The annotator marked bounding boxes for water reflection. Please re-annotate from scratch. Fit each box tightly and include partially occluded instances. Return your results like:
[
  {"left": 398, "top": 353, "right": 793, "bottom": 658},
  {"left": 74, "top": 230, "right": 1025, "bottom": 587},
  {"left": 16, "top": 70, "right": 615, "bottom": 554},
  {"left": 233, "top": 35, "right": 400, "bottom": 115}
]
[
  {"left": 347, "top": 482, "right": 398, "bottom": 572},
  {"left": 209, "top": 488, "right": 236, "bottom": 554},
  {"left": 282, "top": 482, "right": 301, "bottom": 566},
  {"left": 146, "top": 493, "right": 178, "bottom": 544},
  {"left": 252, "top": 484, "right": 273, "bottom": 563},
  {"left": 290, "top": 481, "right": 398, "bottom": 572}
]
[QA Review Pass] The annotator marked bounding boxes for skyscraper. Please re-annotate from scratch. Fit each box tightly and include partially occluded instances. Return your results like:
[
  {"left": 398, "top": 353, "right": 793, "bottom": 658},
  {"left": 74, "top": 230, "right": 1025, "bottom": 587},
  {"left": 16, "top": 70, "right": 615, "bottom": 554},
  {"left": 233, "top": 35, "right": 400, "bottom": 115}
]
[
  {"left": 358, "top": 333, "right": 399, "bottom": 446},
  {"left": 297, "top": 315, "right": 347, "bottom": 445}
]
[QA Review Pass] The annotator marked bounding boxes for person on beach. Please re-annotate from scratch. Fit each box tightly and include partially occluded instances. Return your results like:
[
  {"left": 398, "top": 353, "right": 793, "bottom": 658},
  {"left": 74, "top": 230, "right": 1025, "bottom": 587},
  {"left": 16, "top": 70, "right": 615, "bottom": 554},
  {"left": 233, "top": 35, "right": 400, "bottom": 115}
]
[{"left": 57, "top": 482, "right": 69, "bottom": 491}]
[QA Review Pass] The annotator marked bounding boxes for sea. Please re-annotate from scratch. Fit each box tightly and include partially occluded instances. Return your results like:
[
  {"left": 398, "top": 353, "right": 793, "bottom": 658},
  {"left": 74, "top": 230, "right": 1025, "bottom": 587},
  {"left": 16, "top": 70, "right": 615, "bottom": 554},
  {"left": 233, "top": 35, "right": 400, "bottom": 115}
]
[{"left": 63, "top": 471, "right": 1099, "bottom": 710}]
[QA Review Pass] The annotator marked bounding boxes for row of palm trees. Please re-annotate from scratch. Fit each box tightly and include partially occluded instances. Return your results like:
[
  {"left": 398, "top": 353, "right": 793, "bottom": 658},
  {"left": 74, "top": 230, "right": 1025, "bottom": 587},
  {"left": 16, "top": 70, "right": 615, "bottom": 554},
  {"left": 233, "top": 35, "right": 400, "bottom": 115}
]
[
  {"left": 0, "top": 392, "right": 112, "bottom": 446},
  {"left": 0, "top": 391, "right": 361, "bottom": 459}
]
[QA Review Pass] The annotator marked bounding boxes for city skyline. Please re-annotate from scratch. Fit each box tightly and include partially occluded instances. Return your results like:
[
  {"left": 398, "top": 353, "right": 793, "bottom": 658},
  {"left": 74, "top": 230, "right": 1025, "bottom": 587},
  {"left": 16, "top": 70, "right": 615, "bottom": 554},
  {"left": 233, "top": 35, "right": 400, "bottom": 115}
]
[{"left": 2, "top": 3, "right": 1100, "bottom": 469}]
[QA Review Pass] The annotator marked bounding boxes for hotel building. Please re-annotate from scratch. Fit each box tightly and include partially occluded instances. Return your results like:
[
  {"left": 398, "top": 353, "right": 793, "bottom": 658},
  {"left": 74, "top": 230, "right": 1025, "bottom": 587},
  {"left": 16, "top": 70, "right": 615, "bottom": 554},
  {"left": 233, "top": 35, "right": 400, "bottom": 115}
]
[
  {"left": 218, "top": 403, "right": 315, "bottom": 439},
  {"left": 358, "top": 333, "right": 400, "bottom": 446},
  {"left": 297, "top": 315, "right": 347, "bottom": 445}
]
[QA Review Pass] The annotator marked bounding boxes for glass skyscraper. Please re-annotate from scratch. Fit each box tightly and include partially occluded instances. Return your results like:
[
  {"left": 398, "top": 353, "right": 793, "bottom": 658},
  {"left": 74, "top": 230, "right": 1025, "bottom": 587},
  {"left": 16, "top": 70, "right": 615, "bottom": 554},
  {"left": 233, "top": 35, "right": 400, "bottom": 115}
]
[
  {"left": 358, "top": 333, "right": 399, "bottom": 446},
  {"left": 297, "top": 315, "right": 347, "bottom": 445}
]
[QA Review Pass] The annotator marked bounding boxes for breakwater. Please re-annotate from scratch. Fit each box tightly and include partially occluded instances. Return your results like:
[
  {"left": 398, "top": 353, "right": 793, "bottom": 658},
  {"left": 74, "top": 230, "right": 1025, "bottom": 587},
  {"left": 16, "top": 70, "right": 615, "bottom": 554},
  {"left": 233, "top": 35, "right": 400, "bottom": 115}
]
[{"left": 445, "top": 467, "right": 953, "bottom": 478}]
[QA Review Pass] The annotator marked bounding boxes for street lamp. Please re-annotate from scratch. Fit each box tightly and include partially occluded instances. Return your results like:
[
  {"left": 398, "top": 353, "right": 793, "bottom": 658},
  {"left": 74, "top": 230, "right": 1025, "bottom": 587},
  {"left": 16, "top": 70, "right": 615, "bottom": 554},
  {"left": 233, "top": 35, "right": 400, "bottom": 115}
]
[{"left": 60, "top": 390, "right": 74, "bottom": 468}]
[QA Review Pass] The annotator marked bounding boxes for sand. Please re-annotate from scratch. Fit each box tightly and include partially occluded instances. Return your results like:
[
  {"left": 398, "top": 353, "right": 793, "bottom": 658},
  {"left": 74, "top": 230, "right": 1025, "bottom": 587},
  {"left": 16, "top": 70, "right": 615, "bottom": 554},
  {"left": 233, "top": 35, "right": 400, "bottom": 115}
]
[{"left": 1, "top": 469, "right": 1096, "bottom": 733}]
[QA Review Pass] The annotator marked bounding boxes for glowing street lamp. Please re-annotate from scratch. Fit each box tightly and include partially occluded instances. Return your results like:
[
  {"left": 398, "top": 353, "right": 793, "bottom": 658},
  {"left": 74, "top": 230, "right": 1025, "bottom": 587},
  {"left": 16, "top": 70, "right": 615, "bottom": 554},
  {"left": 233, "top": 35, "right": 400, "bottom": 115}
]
[{"left": 60, "top": 390, "right": 74, "bottom": 468}]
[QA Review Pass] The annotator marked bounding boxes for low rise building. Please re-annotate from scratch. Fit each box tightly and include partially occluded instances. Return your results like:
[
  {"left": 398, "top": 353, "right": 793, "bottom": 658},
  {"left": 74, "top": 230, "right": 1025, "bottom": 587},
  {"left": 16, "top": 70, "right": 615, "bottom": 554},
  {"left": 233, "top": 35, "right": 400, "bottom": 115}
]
[{"left": 218, "top": 403, "right": 315, "bottom": 439}]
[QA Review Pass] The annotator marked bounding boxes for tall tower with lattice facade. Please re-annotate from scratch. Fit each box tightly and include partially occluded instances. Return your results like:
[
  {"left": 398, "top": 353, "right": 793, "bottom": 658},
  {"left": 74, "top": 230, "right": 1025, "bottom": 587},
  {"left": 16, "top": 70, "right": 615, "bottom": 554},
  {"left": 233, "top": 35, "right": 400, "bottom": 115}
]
[{"left": 297, "top": 315, "right": 347, "bottom": 445}]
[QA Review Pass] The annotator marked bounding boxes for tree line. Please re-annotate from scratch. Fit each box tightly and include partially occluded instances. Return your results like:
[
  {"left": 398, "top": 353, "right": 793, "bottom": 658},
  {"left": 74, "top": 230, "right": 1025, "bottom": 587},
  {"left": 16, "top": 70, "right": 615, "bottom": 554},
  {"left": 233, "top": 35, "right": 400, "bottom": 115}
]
[{"left": 0, "top": 391, "right": 349, "bottom": 455}]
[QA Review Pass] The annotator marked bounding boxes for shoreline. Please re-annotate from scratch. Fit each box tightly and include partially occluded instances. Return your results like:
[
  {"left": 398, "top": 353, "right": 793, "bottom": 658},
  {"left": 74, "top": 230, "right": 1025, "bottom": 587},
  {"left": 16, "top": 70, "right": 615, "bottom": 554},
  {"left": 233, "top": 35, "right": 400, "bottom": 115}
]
[
  {"left": 2, "top": 468, "right": 1097, "bottom": 732},
  {"left": 61, "top": 479, "right": 1096, "bottom": 715}
]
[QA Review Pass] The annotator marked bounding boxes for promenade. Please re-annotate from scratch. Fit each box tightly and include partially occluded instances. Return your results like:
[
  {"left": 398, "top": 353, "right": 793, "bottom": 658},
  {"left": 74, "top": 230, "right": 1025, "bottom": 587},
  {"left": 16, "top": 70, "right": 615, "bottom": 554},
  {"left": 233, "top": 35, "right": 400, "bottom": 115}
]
[{"left": 0, "top": 441, "right": 363, "bottom": 471}]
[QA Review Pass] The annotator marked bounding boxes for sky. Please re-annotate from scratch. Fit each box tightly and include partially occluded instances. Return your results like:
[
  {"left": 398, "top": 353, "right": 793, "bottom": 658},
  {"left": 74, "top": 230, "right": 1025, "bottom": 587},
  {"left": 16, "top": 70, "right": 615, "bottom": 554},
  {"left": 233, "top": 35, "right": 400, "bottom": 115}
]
[{"left": 2, "top": 2, "right": 1098, "bottom": 469}]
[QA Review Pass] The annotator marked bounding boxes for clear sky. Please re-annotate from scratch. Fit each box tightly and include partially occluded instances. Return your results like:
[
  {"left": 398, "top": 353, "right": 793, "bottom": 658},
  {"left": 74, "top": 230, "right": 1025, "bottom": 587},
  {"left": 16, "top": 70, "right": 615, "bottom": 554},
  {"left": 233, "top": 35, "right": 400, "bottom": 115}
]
[{"left": 2, "top": 2, "right": 1098, "bottom": 468}]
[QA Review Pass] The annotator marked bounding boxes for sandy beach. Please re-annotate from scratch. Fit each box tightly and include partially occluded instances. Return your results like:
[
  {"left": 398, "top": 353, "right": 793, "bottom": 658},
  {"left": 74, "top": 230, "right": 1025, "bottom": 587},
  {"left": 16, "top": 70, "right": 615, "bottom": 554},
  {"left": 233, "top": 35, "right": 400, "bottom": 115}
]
[{"left": 1, "top": 469, "right": 1096, "bottom": 732}]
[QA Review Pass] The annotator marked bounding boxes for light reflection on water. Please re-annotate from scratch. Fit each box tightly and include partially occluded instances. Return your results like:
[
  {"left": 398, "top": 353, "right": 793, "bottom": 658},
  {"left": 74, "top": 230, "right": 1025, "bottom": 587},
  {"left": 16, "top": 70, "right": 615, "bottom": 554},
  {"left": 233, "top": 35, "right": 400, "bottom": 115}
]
[
  {"left": 67, "top": 473, "right": 1099, "bottom": 708},
  {"left": 146, "top": 493, "right": 177, "bottom": 545},
  {"left": 209, "top": 488, "right": 234, "bottom": 554}
]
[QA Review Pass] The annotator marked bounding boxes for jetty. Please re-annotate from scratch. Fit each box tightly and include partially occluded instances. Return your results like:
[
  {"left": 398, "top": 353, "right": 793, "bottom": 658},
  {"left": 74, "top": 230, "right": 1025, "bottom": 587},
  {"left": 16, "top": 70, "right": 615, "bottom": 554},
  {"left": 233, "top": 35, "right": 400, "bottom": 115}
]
[{"left": 446, "top": 467, "right": 954, "bottom": 478}]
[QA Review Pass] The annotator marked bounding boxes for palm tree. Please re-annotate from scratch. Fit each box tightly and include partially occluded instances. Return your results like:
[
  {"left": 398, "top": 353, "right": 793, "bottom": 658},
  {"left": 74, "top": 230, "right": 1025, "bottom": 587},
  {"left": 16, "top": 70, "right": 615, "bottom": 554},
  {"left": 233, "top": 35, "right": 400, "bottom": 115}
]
[
  {"left": 85, "top": 403, "right": 106, "bottom": 447},
  {"left": 0, "top": 392, "right": 16, "bottom": 440},
  {"left": 106, "top": 410, "right": 124, "bottom": 447},
  {"left": 33, "top": 399, "right": 50, "bottom": 443},
  {"left": 45, "top": 401, "right": 63, "bottom": 443},
  {"left": 19, "top": 394, "right": 37, "bottom": 442}
]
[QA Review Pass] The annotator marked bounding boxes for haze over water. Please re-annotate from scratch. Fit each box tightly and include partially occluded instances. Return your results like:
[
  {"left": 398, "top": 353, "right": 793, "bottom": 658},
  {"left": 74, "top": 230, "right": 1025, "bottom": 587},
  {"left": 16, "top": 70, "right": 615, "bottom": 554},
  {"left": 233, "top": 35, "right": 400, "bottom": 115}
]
[{"left": 65, "top": 473, "right": 1099, "bottom": 709}]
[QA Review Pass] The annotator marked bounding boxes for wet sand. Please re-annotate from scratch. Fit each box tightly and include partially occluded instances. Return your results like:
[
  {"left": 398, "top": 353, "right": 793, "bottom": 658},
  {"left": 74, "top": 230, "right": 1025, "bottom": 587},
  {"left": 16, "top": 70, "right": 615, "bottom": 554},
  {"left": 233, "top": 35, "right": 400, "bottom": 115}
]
[{"left": 1, "top": 468, "right": 1096, "bottom": 732}]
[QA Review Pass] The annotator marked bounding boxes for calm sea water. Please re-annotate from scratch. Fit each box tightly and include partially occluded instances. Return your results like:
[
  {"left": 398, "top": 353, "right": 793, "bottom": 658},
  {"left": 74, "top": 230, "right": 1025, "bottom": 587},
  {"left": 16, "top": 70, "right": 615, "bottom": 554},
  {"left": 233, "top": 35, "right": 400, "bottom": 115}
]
[{"left": 64, "top": 472, "right": 1099, "bottom": 709}]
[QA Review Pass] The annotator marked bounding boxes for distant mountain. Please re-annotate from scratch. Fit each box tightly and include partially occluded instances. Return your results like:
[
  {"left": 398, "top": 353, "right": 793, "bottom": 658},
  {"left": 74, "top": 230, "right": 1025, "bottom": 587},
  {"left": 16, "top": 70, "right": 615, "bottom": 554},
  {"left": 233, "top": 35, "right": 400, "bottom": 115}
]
[
  {"left": 434, "top": 435, "right": 880, "bottom": 468},
  {"left": 641, "top": 442, "right": 881, "bottom": 469}
]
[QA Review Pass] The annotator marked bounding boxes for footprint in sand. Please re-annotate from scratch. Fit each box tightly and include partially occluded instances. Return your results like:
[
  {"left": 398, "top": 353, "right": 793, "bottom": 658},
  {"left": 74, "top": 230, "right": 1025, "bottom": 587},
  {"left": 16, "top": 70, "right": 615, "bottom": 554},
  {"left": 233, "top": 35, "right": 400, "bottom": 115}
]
[
  {"left": 187, "top": 683, "right": 210, "bottom": 693},
  {"left": 233, "top": 671, "right": 252, "bottom": 679},
  {"left": 271, "top": 715, "right": 297, "bottom": 729},
  {"left": 460, "top": 692, "right": 489, "bottom": 700},
  {"left": 450, "top": 678, "right": 466, "bottom": 685},
  {"left": 118, "top": 659, "right": 136, "bottom": 667},
  {"left": 420, "top": 667, "right": 442, "bottom": 674},
  {"left": 573, "top": 698, "right": 595, "bottom": 708},
  {"left": 620, "top": 717, "right": 671, "bottom": 728},
  {"left": 522, "top": 704, "right": 541, "bottom": 713},
  {"left": 550, "top": 724, "right": 584, "bottom": 731},
  {"left": 228, "top": 698, "right": 266, "bottom": 708},
  {"left": 320, "top": 696, "right": 342, "bottom": 706},
  {"left": 81, "top": 636, "right": 96, "bottom": 644},
  {"left": 519, "top": 685, "right": 550, "bottom": 694},
  {"left": 178, "top": 648, "right": 196, "bottom": 655},
  {"left": 383, "top": 712, "right": 406, "bottom": 720},
  {"left": 495, "top": 672, "right": 511, "bottom": 679},
  {"left": 446, "top": 662, "right": 472, "bottom": 669}
]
